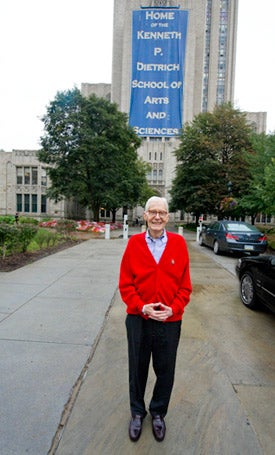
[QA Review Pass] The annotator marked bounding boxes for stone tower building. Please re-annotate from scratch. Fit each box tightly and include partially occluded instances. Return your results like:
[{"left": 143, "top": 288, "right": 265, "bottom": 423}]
[{"left": 111, "top": 0, "right": 239, "bottom": 202}]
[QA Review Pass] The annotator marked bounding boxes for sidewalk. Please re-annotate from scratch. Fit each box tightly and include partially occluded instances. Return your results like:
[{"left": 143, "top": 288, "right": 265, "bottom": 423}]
[
  {"left": 53, "top": 237, "right": 269, "bottom": 455},
  {"left": 1, "top": 228, "right": 273, "bottom": 455},
  {"left": 0, "top": 229, "right": 138, "bottom": 455}
]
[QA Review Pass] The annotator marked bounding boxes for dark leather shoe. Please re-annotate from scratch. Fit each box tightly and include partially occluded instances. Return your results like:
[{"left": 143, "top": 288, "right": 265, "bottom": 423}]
[
  {"left": 129, "top": 415, "right": 143, "bottom": 442},
  {"left": 152, "top": 415, "right": 166, "bottom": 442}
]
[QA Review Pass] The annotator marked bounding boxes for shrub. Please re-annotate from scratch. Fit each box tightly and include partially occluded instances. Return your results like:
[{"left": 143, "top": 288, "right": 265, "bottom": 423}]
[
  {"left": 55, "top": 219, "right": 77, "bottom": 237},
  {"left": 15, "top": 225, "right": 38, "bottom": 253},
  {"left": 0, "top": 216, "right": 16, "bottom": 225},
  {"left": 34, "top": 229, "right": 51, "bottom": 248},
  {"left": 0, "top": 224, "right": 17, "bottom": 258},
  {"left": 34, "top": 229, "right": 59, "bottom": 248},
  {"left": 18, "top": 216, "right": 39, "bottom": 225}
]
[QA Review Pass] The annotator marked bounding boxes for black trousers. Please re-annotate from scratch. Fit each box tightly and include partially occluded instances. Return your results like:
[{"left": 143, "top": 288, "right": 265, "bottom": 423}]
[{"left": 126, "top": 314, "right": 181, "bottom": 418}]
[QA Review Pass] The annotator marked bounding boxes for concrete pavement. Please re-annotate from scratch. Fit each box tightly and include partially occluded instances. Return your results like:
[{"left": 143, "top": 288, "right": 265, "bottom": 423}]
[
  {"left": 1, "top": 228, "right": 274, "bottom": 454},
  {"left": 0, "top": 229, "right": 135, "bottom": 455}
]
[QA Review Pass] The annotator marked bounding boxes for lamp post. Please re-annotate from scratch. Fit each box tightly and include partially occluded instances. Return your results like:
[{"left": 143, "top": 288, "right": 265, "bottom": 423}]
[{"left": 227, "top": 181, "right": 232, "bottom": 196}]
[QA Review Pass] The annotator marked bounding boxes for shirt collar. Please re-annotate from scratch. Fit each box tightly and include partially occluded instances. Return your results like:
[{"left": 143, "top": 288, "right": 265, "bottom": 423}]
[{"left": 146, "top": 229, "right": 167, "bottom": 242}]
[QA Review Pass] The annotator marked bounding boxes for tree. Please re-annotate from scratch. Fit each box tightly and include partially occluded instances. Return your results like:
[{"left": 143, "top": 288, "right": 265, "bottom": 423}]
[
  {"left": 239, "top": 132, "right": 275, "bottom": 220},
  {"left": 263, "top": 158, "right": 275, "bottom": 213},
  {"left": 170, "top": 103, "right": 254, "bottom": 221},
  {"left": 39, "top": 88, "right": 148, "bottom": 221},
  {"left": 103, "top": 158, "right": 153, "bottom": 222},
  {"left": 260, "top": 133, "right": 275, "bottom": 214}
]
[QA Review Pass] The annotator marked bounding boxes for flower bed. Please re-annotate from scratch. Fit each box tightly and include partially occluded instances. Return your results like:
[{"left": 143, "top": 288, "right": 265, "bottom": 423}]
[
  {"left": 39, "top": 219, "right": 123, "bottom": 234},
  {"left": 39, "top": 220, "right": 58, "bottom": 228}
]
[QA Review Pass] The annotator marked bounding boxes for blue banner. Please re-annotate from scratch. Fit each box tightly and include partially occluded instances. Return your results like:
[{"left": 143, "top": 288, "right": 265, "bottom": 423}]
[{"left": 129, "top": 9, "right": 189, "bottom": 137}]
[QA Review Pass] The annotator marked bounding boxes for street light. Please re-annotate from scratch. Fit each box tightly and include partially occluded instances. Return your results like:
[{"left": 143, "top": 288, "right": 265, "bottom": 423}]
[{"left": 227, "top": 181, "right": 232, "bottom": 196}]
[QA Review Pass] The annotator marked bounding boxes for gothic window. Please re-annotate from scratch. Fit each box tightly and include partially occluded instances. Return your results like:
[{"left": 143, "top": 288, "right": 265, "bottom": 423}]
[
  {"left": 24, "top": 167, "right": 30, "bottom": 185},
  {"left": 16, "top": 194, "right": 22, "bottom": 211},
  {"left": 16, "top": 166, "right": 38, "bottom": 185},
  {"left": 24, "top": 194, "right": 30, "bottom": 212},
  {"left": 16, "top": 167, "right": 23, "bottom": 184},
  {"left": 41, "top": 195, "right": 47, "bottom": 213},
  {"left": 149, "top": 0, "right": 174, "bottom": 6},
  {"left": 32, "top": 194, "right": 38, "bottom": 213},
  {"left": 41, "top": 168, "right": 47, "bottom": 186},
  {"left": 32, "top": 167, "right": 38, "bottom": 185}
]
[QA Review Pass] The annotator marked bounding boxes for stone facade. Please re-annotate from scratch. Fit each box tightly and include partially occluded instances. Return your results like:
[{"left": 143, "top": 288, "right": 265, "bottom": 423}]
[
  {"left": 111, "top": 0, "right": 240, "bottom": 202},
  {"left": 246, "top": 112, "right": 267, "bottom": 134},
  {"left": 81, "top": 83, "right": 111, "bottom": 101},
  {"left": 82, "top": 0, "right": 267, "bottom": 221},
  {"left": 0, "top": 1, "right": 269, "bottom": 223},
  {"left": 0, "top": 149, "right": 73, "bottom": 219}
]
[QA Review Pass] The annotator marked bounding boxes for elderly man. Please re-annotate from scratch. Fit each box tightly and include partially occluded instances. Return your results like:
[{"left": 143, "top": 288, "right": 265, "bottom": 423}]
[{"left": 119, "top": 196, "right": 192, "bottom": 442}]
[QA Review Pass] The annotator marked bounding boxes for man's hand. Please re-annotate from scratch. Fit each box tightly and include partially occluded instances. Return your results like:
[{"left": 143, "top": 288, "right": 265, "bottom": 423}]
[{"left": 143, "top": 303, "right": 173, "bottom": 321}]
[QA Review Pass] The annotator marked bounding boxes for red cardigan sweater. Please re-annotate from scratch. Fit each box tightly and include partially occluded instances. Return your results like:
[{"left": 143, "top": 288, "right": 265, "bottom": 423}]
[{"left": 119, "top": 232, "right": 192, "bottom": 321}]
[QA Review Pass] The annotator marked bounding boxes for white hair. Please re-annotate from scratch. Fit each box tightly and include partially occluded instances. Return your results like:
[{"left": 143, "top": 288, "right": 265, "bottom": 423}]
[{"left": 145, "top": 196, "right": 169, "bottom": 212}]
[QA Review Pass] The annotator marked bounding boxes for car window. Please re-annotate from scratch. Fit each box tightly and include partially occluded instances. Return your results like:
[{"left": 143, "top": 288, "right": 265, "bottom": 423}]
[
  {"left": 224, "top": 223, "right": 258, "bottom": 232},
  {"left": 271, "top": 257, "right": 275, "bottom": 267},
  {"left": 211, "top": 222, "right": 220, "bottom": 230},
  {"left": 207, "top": 223, "right": 215, "bottom": 229}
]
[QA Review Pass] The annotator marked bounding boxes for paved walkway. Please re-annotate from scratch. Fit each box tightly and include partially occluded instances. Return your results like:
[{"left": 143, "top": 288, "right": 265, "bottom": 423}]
[
  {"left": 0, "top": 228, "right": 274, "bottom": 454},
  {"left": 0, "top": 228, "right": 137, "bottom": 455}
]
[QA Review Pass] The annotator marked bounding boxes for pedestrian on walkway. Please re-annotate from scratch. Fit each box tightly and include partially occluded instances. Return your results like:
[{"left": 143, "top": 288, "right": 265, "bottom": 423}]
[{"left": 119, "top": 196, "right": 192, "bottom": 442}]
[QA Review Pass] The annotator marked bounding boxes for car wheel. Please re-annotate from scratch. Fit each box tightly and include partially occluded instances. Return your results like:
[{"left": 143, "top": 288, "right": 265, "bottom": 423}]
[
  {"left": 213, "top": 240, "right": 220, "bottom": 255},
  {"left": 199, "top": 234, "right": 204, "bottom": 246},
  {"left": 240, "top": 272, "right": 259, "bottom": 310}
]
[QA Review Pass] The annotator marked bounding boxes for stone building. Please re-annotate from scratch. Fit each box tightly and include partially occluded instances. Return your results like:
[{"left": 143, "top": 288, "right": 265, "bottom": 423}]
[
  {"left": 0, "top": 149, "right": 81, "bottom": 219},
  {"left": 0, "top": 0, "right": 270, "bottom": 223},
  {"left": 246, "top": 112, "right": 267, "bottom": 134},
  {"left": 82, "top": 0, "right": 268, "bottom": 222},
  {"left": 110, "top": 0, "right": 240, "bottom": 204}
]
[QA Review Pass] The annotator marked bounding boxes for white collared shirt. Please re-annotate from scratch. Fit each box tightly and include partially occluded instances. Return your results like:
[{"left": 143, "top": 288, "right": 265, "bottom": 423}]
[{"left": 145, "top": 229, "right": 168, "bottom": 263}]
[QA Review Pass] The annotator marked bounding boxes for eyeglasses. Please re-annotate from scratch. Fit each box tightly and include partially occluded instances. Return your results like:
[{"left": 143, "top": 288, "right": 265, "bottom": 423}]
[{"left": 147, "top": 210, "right": 168, "bottom": 218}]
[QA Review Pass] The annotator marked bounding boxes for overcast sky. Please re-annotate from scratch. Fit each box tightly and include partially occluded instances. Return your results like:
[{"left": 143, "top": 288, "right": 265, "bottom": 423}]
[{"left": 0, "top": 0, "right": 274, "bottom": 151}]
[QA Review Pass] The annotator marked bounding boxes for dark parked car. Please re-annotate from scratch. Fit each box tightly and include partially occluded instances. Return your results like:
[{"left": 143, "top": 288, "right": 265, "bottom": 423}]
[
  {"left": 199, "top": 220, "right": 267, "bottom": 255},
  {"left": 236, "top": 255, "right": 275, "bottom": 312}
]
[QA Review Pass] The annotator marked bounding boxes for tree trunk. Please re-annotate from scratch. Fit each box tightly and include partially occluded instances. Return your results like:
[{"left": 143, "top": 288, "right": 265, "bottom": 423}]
[
  {"left": 92, "top": 203, "right": 100, "bottom": 222},
  {"left": 111, "top": 208, "right": 116, "bottom": 223}
]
